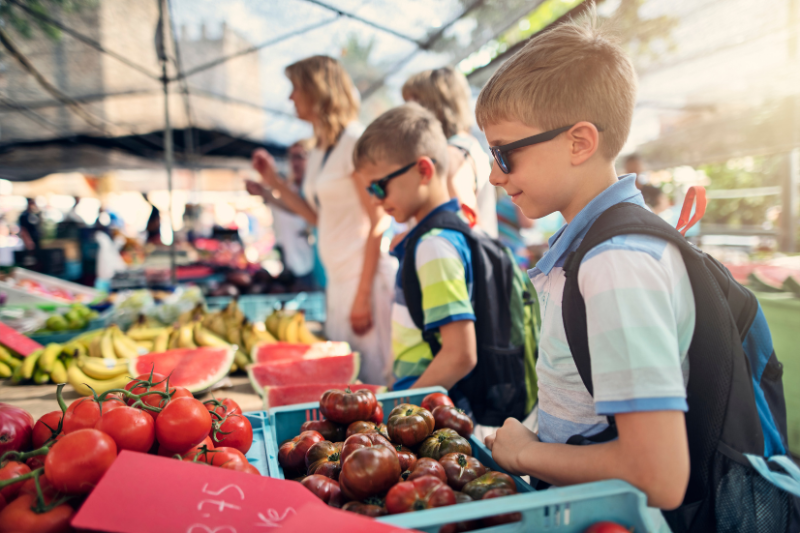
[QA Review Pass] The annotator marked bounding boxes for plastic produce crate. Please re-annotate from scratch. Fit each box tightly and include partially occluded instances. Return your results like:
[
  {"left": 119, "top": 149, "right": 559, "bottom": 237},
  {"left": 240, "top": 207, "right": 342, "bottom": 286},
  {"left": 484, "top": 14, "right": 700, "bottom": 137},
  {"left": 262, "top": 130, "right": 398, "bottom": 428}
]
[
  {"left": 0, "top": 268, "right": 103, "bottom": 305},
  {"left": 206, "top": 291, "right": 326, "bottom": 324},
  {"left": 253, "top": 386, "right": 658, "bottom": 533},
  {"left": 244, "top": 411, "right": 273, "bottom": 477}
]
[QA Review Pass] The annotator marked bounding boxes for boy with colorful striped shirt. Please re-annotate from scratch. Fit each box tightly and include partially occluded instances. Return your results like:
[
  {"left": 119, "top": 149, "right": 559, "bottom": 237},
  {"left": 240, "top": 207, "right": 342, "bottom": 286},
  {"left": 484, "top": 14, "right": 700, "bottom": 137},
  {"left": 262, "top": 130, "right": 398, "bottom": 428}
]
[{"left": 353, "top": 103, "right": 478, "bottom": 398}]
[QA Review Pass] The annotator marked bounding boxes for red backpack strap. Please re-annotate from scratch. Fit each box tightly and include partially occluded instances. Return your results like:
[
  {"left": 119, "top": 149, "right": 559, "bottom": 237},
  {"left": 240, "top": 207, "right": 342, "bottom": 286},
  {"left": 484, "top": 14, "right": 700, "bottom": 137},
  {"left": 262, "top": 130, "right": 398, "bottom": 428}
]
[{"left": 676, "top": 186, "right": 707, "bottom": 236}]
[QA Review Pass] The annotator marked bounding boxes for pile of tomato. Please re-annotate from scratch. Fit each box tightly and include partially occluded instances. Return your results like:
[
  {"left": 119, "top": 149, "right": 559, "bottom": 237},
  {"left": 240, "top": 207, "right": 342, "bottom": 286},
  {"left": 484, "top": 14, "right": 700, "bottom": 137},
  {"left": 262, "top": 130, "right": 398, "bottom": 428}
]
[
  {"left": 278, "top": 389, "right": 522, "bottom": 530},
  {"left": 0, "top": 371, "right": 255, "bottom": 533}
]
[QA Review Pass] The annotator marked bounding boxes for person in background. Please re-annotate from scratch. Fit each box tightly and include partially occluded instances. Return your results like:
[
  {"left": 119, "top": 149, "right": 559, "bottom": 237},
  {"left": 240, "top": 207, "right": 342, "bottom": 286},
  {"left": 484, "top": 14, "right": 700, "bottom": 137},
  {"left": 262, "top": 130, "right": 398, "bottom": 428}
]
[
  {"left": 496, "top": 188, "right": 534, "bottom": 269},
  {"left": 247, "top": 139, "right": 317, "bottom": 289},
  {"left": 142, "top": 193, "right": 162, "bottom": 245},
  {"left": 65, "top": 196, "right": 83, "bottom": 223},
  {"left": 402, "top": 67, "right": 498, "bottom": 238},
  {"left": 624, "top": 153, "right": 649, "bottom": 189},
  {"left": 18, "top": 198, "right": 42, "bottom": 251},
  {"left": 250, "top": 55, "right": 397, "bottom": 386},
  {"left": 641, "top": 184, "right": 672, "bottom": 215}
]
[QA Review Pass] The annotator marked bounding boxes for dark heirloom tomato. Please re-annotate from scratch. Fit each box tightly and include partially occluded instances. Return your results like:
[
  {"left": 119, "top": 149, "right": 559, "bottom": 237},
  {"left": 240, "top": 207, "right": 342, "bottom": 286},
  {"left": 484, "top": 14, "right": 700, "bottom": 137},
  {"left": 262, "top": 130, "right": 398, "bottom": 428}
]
[
  {"left": 394, "top": 444, "right": 417, "bottom": 472},
  {"left": 385, "top": 475, "right": 456, "bottom": 514},
  {"left": 440, "top": 453, "right": 487, "bottom": 490},
  {"left": 419, "top": 428, "right": 472, "bottom": 460},
  {"left": 369, "top": 401, "right": 384, "bottom": 424},
  {"left": 305, "top": 441, "right": 343, "bottom": 480},
  {"left": 386, "top": 404, "right": 435, "bottom": 447},
  {"left": 346, "top": 421, "right": 389, "bottom": 440},
  {"left": 462, "top": 471, "right": 517, "bottom": 501},
  {"left": 402, "top": 457, "right": 446, "bottom": 484},
  {"left": 481, "top": 488, "right": 521, "bottom": 527},
  {"left": 453, "top": 491, "right": 473, "bottom": 504},
  {"left": 420, "top": 392, "right": 454, "bottom": 413},
  {"left": 319, "top": 388, "right": 377, "bottom": 425},
  {"left": 301, "top": 419, "right": 346, "bottom": 442},
  {"left": 301, "top": 474, "right": 343, "bottom": 508},
  {"left": 342, "top": 498, "right": 388, "bottom": 517},
  {"left": 340, "top": 432, "right": 396, "bottom": 464},
  {"left": 432, "top": 405, "right": 474, "bottom": 438},
  {"left": 278, "top": 430, "right": 325, "bottom": 473},
  {"left": 339, "top": 444, "right": 401, "bottom": 501}
]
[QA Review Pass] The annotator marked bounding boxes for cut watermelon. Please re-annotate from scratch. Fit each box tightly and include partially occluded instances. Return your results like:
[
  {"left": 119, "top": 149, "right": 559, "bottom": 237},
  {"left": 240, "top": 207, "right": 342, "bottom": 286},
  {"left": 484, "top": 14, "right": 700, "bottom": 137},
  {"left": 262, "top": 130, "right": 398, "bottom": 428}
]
[
  {"left": 263, "top": 383, "right": 387, "bottom": 408},
  {"left": 250, "top": 341, "right": 351, "bottom": 365},
  {"left": 129, "top": 347, "right": 234, "bottom": 393},
  {"left": 247, "top": 352, "right": 360, "bottom": 394}
]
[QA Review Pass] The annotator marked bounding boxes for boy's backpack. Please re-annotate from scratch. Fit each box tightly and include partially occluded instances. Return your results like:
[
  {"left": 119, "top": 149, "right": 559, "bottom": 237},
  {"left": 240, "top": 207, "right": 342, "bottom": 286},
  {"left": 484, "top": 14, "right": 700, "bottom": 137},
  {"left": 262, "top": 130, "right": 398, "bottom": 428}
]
[
  {"left": 401, "top": 208, "right": 538, "bottom": 427},
  {"left": 561, "top": 201, "right": 800, "bottom": 533}
]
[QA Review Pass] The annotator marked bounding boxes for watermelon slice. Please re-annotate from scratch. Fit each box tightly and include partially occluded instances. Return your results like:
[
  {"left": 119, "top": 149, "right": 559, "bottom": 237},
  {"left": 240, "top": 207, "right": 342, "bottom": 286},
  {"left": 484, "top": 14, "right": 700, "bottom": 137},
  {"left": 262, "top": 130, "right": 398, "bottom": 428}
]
[
  {"left": 783, "top": 275, "right": 800, "bottom": 298},
  {"left": 0, "top": 323, "right": 43, "bottom": 356},
  {"left": 129, "top": 347, "right": 234, "bottom": 393},
  {"left": 247, "top": 352, "right": 360, "bottom": 393},
  {"left": 251, "top": 341, "right": 351, "bottom": 365},
  {"left": 263, "top": 383, "right": 387, "bottom": 408}
]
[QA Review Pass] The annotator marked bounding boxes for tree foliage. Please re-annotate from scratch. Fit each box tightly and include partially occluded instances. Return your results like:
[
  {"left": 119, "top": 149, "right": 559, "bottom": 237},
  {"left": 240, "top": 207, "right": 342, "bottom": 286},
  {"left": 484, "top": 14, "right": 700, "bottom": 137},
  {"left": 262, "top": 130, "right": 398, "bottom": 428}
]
[{"left": 700, "top": 156, "right": 782, "bottom": 227}]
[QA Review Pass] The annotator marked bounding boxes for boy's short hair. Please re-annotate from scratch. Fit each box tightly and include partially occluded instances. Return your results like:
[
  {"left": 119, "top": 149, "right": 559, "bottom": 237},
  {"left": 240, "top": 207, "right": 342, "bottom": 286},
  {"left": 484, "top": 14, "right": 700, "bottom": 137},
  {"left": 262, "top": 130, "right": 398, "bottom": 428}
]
[
  {"left": 402, "top": 67, "right": 473, "bottom": 139},
  {"left": 353, "top": 102, "right": 448, "bottom": 176},
  {"left": 475, "top": 14, "right": 636, "bottom": 159}
]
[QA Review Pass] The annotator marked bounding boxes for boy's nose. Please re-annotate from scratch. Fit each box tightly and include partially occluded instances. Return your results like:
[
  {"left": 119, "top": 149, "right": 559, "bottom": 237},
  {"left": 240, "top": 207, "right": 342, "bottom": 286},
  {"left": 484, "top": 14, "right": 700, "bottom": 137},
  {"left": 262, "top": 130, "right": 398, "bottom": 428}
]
[{"left": 489, "top": 164, "right": 507, "bottom": 187}]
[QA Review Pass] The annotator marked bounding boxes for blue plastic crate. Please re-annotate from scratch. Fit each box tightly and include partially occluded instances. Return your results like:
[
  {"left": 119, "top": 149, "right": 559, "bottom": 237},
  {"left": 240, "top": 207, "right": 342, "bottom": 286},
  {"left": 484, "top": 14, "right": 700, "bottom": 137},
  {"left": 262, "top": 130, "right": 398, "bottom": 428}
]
[
  {"left": 244, "top": 411, "right": 274, "bottom": 477},
  {"left": 206, "top": 291, "right": 326, "bottom": 324}
]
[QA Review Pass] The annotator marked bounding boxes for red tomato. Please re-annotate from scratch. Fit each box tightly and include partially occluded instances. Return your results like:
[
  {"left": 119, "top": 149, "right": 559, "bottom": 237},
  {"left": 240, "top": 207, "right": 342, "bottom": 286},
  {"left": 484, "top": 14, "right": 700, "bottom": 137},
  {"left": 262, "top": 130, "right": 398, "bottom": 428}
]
[
  {"left": 214, "top": 447, "right": 247, "bottom": 462},
  {"left": 168, "top": 387, "right": 193, "bottom": 402},
  {"left": 440, "top": 452, "right": 487, "bottom": 490},
  {"left": 0, "top": 493, "right": 5, "bottom": 513},
  {"left": 204, "top": 397, "right": 242, "bottom": 419},
  {"left": 420, "top": 392, "right": 454, "bottom": 413},
  {"left": 300, "top": 419, "right": 345, "bottom": 442},
  {"left": 369, "top": 401, "right": 384, "bottom": 424},
  {"left": 94, "top": 406, "right": 155, "bottom": 454},
  {"left": 210, "top": 414, "right": 253, "bottom": 454},
  {"left": 124, "top": 372, "right": 167, "bottom": 405},
  {"left": 45, "top": 429, "right": 117, "bottom": 494},
  {"left": 0, "top": 493, "right": 74, "bottom": 533},
  {"left": 209, "top": 449, "right": 248, "bottom": 468},
  {"left": 432, "top": 405, "right": 474, "bottom": 438},
  {"left": 63, "top": 397, "right": 124, "bottom": 434},
  {"left": 19, "top": 475, "right": 57, "bottom": 501},
  {"left": 301, "top": 474, "right": 343, "bottom": 508},
  {"left": 277, "top": 430, "right": 325, "bottom": 474},
  {"left": 0, "top": 461, "right": 30, "bottom": 501},
  {"left": 219, "top": 460, "right": 260, "bottom": 474},
  {"left": 305, "top": 441, "right": 342, "bottom": 480},
  {"left": 387, "top": 404, "right": 435, "bottom": 447},
  {"left": 385, "top": 475, "right": 456, "bottom": 513},
  {"left": 181, "top": 436, "right": 215, "bottom": 463},
  {"left": 481, "top": 488, "right": 521, "bottom": 527},
  {"left": 155, "top": 398, "right": 212, "bottom": 453},
  {"left": 339, "top": 442, "right": 401, "bottom": 501},
  {"left": 31, "top": 411, "right": 62, "bottom": 449},
  {"left": 405, "top": 457, "right": 446, "bottom": 484},
  {"left": 319, "top": 388, "right": 377, "bottom": 425},
  {"left": 0, "top": 403, "right": 34, "bottom": 456},
  {"left": 584, "top": 522, "right": 632, "bottom": 533}
]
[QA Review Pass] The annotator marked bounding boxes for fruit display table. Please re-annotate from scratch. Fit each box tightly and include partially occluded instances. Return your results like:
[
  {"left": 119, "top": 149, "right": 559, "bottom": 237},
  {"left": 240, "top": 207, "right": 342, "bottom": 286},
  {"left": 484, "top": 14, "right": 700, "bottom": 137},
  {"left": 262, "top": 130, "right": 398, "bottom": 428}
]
[
  {"left": 0, "top": 374, "right": 263, "bottom": 419},
  {"left": 754, "top": 291, "right": 800, "bottom": 457}
]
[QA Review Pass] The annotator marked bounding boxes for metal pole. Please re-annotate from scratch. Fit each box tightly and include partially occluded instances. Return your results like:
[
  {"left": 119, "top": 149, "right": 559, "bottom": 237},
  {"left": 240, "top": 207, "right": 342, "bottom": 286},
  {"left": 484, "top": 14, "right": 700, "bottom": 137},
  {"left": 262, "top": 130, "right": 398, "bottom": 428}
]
[{"left": 157, "top": 0, "right": 177, "bottom": 285}]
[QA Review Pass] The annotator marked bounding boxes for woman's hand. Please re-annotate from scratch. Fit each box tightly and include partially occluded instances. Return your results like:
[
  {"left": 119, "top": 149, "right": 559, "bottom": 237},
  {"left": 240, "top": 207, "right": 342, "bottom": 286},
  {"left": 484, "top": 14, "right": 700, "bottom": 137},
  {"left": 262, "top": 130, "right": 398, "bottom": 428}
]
[
  {"left": 251, "top": 148, "right": 281, "bottom": 188},
  {"left": 245, "top": 180, "right": 268, "bottom": 197},
  {"left": 484, "top": 418, "right": 539, "bottom": 476},
  {"left": 349, "top": 290, "right": 374, "bottom": 336}
]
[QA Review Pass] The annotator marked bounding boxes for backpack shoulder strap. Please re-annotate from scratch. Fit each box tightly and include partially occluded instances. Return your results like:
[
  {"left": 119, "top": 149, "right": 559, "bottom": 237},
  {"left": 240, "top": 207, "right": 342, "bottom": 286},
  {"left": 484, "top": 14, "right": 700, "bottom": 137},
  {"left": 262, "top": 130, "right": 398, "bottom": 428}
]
[
  {"left": 562, "top": 202, "right": 697, "bottom": 397},
  {"left": 401, "top": 209, "right": 473, "bottom": 354}
]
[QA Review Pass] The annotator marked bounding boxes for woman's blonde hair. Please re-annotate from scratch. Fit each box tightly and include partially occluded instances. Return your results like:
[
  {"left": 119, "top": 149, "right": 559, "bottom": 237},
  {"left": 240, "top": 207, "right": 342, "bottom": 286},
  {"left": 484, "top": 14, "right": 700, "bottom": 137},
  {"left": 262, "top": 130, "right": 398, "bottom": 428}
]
[
  {"left": 402, "top": 67, "right": 473, "bottom": 139},
  {"left": 285, "top": 56, "right": 360, "bottom": 148}
]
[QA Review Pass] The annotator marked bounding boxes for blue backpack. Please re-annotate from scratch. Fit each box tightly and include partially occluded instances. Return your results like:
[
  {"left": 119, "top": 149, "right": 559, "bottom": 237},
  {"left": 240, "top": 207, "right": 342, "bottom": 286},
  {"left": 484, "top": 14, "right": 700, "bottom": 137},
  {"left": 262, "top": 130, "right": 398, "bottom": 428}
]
[{"left": 561, "top": 202, "right": 800, "bottom": 533}]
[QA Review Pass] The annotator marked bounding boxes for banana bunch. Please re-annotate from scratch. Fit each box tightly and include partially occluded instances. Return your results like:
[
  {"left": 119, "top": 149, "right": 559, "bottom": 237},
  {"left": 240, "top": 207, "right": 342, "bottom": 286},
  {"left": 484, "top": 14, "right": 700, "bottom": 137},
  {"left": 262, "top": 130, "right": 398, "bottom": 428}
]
[
  {"left": 84, "top": 325, "right": 145, "bottom": 360},
  {"left": 0, "top": 345, "right": 24, "bottom": 379},
  {"left": 67, "top": 355, "right": 132, "bottom": 396},
  {"left": 265, "top": 309, "right": 322, "bottom": 344},
  {"left": 9, "top": 341, "right": 83, "bottom": 386}
]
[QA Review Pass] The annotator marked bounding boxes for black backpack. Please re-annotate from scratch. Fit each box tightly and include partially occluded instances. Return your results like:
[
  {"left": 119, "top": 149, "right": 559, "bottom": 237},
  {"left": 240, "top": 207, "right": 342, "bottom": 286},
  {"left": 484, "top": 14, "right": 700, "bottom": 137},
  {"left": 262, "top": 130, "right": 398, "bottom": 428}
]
[
  {"left": 561, "top": 202, "right": 800, "bottom": 533},
  {"left": 401, "top": 209, "right": 538, "bottom": 427}
]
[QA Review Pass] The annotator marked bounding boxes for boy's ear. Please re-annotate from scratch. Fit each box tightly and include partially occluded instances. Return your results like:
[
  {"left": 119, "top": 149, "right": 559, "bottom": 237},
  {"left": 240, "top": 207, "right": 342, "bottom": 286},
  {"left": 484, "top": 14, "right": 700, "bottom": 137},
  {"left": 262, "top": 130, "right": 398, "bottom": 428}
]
[
  {"left": 417, "top": 157, "right": 436, "bottom": 184},
  {"left": 567, "top": 122, "right": 601, "bottom": 165}
]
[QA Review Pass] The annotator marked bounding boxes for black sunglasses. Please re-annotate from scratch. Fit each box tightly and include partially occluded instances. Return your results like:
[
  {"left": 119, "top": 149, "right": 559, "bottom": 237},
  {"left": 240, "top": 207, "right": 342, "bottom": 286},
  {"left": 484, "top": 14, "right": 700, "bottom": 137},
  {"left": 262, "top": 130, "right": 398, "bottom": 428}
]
[
  {"left": 366, "top": 160, "right": 435, "bottom": 200},
  {"left": 490, "top": 124, "right": 601, "bottom": 174}
]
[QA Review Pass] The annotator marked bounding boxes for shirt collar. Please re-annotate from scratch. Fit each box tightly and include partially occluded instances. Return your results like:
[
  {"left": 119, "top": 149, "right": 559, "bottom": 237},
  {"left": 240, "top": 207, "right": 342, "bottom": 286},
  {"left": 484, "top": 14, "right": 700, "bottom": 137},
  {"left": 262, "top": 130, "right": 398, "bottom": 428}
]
[
  {"left": 532, "top": 174, "right": 644, "bottom": 275},
  {"left": 391, "top": 198, "right": 461, "bottom": 259}
]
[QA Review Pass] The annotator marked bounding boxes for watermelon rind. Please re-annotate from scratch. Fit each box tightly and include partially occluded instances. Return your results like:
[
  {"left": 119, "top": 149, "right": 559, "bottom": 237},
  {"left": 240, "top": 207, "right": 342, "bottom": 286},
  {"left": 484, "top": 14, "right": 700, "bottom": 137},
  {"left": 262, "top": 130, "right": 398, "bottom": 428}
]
[
  {"left": 263, "top": 382, "right": 388, "bottom": 410},
  {"left": 128, "top": 346, "right": 234, "bottom": 393},
  {"left": 748, "top": 271, "right": 785, "bottom": 293},
  {"left": 782, "top": 275, "right": 800, "bottom": 298},
  {"left": 246, "top": 352, "right": 361, "bottom": 397}
]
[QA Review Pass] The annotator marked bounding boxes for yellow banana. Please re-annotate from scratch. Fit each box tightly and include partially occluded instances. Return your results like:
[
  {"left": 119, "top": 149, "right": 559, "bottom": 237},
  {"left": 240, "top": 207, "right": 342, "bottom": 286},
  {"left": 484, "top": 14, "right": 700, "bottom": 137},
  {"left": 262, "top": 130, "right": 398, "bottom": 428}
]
[
  {"left": 62, "top": 342, "right": 86, "bottom": 359},
  {"left": 50, "top": 358, "right": 68, "bottom": 383},
  {"left": 204, "top": 312, "right": 228, "bottom": 338},
  {"left": 233, "top": 349, "right": 249, "bottom": 370},
  {"left": 33, "top": 367, "right": 50, "bottom": 384},
  {"left": 73, "top": 328, "right": 104, "bottom": 350},
  {"left": 225, "top": 318, "right": 244, "bottom": 349},
  {"left": 277, "top": 313, "right": 296, "bottom": 342},
  {"left": 67, "top": 363, "right": 132, "bottom": 397},
  {"left": 0, "top": 347, "right": 22, "bottom": 368},
  {"left": 78, "top": 356, "right": 130, "bottom": 380},
  {"left": 153, "top": 326, "right": 172, "bottom": 353},
  {"left": 0, "top": 361, "right": 11, "bottom": 378},
  {"left": 38, "top": 343, "right": 62, "bottom": 373},
  {"left": 167, "top": 328, "right": 180, "bottom": 349},
  {"left": 100, "top": 330, "right": 117, "bottom": 359},
  {"left": 230, "top": 362, "right": 238, "bottom": 373},
  {"left": 111, "top": 328, "right": 138, "bottom": 359},
  {"left": 265, "top": 310, "right": 281, "bottom": 338},
  {"left": 177, "top": 324, "right": 197, "bottom": 348},
  {"left": 21, "top": 349, "right": 43, "bottom": 380},
  {"left": 88, "top": 335, "right": 102, "bottom": 358},
  {"left": 284, "top": 313, "right": 303, "bottom": 344},
  {"left": 10, "top": 362, "right": 25, "bottom": 384},
  {"left": 127, "top": 326, "right": 167, "bottom": 341},
  {"left": 298, "top": 323, "right": 322, "bottom": 344},
  {"left": 194, "top": 323, "right": 229, "bottom": 348}
]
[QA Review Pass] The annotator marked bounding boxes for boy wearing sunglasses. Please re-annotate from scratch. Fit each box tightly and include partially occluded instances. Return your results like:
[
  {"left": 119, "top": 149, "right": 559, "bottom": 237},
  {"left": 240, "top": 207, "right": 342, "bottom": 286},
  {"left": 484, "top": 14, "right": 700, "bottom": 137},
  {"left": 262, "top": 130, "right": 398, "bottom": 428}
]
[
  {"left": 353, "top": 103, "right": 479, "bottom": 396},
  {"left": 477, "top": 17, "right": 694, "bottom": 512}
]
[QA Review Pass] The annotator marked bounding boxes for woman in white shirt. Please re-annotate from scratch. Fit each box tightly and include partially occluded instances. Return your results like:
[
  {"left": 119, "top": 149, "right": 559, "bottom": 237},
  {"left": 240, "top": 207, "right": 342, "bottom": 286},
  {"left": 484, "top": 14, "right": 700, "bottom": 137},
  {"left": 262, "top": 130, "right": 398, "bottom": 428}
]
[
  {"left": 402, "top": 67, "right": 498, "bottom": 237},
  {"left": 250, "top": 55, "right": 396, "bottom": 386}
]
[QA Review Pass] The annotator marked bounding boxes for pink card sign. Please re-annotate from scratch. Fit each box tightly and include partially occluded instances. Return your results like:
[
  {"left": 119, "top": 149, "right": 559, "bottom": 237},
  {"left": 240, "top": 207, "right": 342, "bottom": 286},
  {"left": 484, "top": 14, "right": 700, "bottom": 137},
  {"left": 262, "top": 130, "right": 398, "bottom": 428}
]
[{"left": 72, "top": 451, "right": 419, "bottom": 533}]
